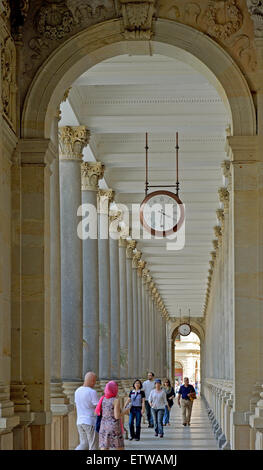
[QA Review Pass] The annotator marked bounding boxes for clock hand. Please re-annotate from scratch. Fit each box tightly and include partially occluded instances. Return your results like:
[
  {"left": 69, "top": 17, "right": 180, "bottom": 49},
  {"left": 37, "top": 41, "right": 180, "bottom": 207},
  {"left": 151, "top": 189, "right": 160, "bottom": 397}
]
[{"left": 158, "top": 210, "right": 173, "bottom": 219}]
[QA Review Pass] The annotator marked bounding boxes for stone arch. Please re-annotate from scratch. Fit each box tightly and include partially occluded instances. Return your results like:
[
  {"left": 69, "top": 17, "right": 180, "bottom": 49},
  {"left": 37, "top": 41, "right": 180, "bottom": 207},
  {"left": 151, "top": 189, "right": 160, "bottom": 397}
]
[
  {"left": 22, "top": 18, "right": 256, "bottom": 140},
  {"left": 170, "top": 320, "right": 204, "bottom": 385}
]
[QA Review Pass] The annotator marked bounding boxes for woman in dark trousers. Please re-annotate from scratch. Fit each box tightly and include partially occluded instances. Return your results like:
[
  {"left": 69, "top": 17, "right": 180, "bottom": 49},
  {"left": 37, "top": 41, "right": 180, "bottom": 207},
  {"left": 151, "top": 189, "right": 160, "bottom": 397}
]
[
  {"left": 163, "top": 378, "right": 175, "bottom": 426},
  {"left": 124, "top": 379, "right": 145, "bottom": 441}
]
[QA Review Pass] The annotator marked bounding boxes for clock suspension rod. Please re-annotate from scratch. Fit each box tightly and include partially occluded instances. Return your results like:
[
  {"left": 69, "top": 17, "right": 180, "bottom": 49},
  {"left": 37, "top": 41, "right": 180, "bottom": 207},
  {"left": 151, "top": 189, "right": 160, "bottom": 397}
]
[
  {"left": 145, "top": 132, "right": 149, "bottom": 197},
  {"left": 176, "top": 131, "right": 180, "bottom": 196}
]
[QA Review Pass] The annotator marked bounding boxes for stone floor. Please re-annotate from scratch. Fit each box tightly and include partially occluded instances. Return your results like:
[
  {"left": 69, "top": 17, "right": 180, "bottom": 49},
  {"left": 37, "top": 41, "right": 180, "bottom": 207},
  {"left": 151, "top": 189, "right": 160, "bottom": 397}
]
[{"left": 125, "top": 398, "right": 218, "bottom": 450}]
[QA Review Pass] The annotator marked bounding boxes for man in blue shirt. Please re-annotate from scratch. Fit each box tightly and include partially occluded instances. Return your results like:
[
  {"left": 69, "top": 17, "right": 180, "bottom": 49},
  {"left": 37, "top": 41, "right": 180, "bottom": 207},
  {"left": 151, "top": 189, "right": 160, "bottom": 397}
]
[{"left": 177, "top": 377, "right": 196, "bottom": 426}]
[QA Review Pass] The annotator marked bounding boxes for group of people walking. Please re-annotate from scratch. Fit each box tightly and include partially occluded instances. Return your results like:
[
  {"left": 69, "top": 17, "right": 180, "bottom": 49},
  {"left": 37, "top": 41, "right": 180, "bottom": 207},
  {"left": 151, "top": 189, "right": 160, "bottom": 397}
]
[{"left": 74, "top": 371, "right": 196, "bottom": 450}]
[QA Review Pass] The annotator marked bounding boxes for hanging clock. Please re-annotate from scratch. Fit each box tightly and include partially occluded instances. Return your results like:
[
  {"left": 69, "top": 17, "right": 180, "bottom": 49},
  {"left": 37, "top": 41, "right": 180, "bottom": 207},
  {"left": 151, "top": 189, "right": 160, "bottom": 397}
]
[
  {"left": 140, "top": 132, "right": 184, "bottom": 237},
  {"left": 178, "top": 323, "right": 191, "bottom": 336},
  {"left": 140, "top": 190, "right": 184, "bottom": 237}
]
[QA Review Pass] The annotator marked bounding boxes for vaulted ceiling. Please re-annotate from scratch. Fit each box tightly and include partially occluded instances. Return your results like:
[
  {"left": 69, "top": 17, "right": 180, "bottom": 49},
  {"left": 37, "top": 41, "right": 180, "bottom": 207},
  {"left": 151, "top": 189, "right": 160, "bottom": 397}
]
[{"left": 60, "top": 54, "right": 229, "bottom": 317}]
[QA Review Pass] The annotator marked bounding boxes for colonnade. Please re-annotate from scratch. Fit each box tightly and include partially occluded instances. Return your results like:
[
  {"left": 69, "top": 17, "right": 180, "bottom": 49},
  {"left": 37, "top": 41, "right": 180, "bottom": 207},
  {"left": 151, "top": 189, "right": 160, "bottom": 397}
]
[{"left": 202, "top": 137, "right": 263, "bottom": 450}]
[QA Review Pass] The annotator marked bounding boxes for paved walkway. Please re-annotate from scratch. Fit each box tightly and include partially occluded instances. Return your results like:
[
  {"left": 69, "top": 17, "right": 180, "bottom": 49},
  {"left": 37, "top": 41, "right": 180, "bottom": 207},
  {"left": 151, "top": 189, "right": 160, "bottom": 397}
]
[{"left": 125, "top": 398, "right": 218, "bottom": 450}]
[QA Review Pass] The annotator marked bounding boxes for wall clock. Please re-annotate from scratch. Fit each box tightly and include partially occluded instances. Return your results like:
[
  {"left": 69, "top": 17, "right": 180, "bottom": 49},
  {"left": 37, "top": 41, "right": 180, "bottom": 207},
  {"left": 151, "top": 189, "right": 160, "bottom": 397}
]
[
  {"left": 140, "top": 190, "right": 184, "bottom": 237},
  {"left": 140, "top": 132, "right": 184, "bottom": 237},
  {"left": 178, "top": 323, "right": 191, "bottom": 336}
]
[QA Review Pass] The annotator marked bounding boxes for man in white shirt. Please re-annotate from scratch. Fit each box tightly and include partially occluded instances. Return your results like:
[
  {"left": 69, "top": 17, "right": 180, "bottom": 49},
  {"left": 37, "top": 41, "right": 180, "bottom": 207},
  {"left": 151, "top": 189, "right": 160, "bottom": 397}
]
[
  {"left": 75, "top": 371, "right": 99, "bottom": 450},
  {"left": 142, "top": 371, "right": 155, "bottom": 428}
]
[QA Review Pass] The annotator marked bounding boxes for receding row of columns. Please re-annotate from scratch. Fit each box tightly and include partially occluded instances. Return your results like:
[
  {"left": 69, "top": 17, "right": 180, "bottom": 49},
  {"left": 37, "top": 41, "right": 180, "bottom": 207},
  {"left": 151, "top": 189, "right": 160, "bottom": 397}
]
[{"left": 56, "top": 126, "right": 168, "bottom": 399}]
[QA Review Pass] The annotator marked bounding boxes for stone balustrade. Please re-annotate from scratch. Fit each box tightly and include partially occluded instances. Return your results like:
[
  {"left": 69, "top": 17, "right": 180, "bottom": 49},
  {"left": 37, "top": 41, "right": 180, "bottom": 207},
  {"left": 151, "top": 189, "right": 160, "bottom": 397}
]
[{"left": 203, "top": 378, "right": 233, "bottom": 449}]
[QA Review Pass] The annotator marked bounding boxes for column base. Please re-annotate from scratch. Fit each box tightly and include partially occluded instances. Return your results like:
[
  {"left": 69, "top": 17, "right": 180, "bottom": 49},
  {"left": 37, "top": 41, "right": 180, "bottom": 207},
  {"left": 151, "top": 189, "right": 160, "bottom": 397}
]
[
  {"left": 62, "top": 382, "right": 82, "bottom": 450},
  {"left": 0, "top": 382, "right": 20, "bottom": 449},
  {"left": 62, "top": 381, "right": 82, "bottom": 405},
  {"left": 10, "top": 382, "right": 34, "bottom": 449},
  {"left": 30, "top": 412, "right": 52, "bottom": 450}
]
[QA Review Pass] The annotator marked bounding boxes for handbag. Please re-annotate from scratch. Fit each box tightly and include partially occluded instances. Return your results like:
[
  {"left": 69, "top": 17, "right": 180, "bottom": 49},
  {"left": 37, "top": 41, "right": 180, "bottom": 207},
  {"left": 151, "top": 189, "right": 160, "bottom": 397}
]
[
  {"left": 95, "top": 414, "right": 102, "bottom": 433},
  {"left": 189, "top": 392, "right": 196, "bottom": 401}
]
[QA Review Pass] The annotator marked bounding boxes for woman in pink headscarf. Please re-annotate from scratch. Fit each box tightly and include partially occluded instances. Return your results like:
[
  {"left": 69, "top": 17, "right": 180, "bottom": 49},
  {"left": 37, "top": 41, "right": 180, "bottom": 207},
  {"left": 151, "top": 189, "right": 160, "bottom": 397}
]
[{"left": 95, "top": 381, "right": 124, "bottom": 450}]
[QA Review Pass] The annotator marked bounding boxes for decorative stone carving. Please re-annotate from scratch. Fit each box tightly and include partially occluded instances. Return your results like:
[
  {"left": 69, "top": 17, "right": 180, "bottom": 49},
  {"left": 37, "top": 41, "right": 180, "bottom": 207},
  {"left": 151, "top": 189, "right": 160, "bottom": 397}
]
[
  {"left": 246, "top": 0, "right": 263, "bottom": 37},
  {"left": 184, "top": 2, "right": 201, "bottom": 26},
  {"left": 142, "top": 267, "right": 149, "bottom": 281},
  {"left": 137, "top": 259, "right": 146, "bottom": 276},
  {"left": 214, "top": 225, "right": 222, "bottom": 240},
  {"left": 1, "top": 36, "right": 16, "bottom": 129},
  {"left": 81, "top": 161, "right": 104, "bottom": 190},
  {"left": 35, "top": 1, "right": 75, "bottom": 40},
  {"left": 132, "top": 250, "right": 142, "bottom": 268},
  {"left": 216, "top": 208, "right": 225, "bottom": 231},
  {"left": 98, "top": 189, "right": 115, "bottom": 214},
  {"left": 59, "top": 126, "right": 89, "bottom": 160},
  {"left": 203, "top": 0, "right": 243, "bottom": 41},
  {"left": 221, "top": 159, "right": 231, "bottom": 179},
  {"left": 126, "top": 239, "right": 137, "bottom": 258},
  {"left": 218, "top": 187, "right": 230, "bottom": 210},
  {"left": 119, "top": 0, "right": 156, "bottom": 39},
  {"left": 119, "top": 236, "right": 127, "bottom": 248},
  {"left": 212, "top": 239, "right": 219, "bottom": 251}
]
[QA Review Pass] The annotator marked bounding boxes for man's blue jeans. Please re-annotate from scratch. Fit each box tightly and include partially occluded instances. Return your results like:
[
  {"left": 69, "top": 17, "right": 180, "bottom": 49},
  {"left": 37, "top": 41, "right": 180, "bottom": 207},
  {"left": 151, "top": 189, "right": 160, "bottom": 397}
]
[
  {"left": 145, "top": 400, "right": 153, "bottom": 426},
  {"left": 129, "top": 406, "right": 142, "bottom": 439},
  {"left": 151, "top": 408, "right": 165, "bottom": 436},
  {"left": 163, "top": 405, "right": 170, "bottom": 425}
]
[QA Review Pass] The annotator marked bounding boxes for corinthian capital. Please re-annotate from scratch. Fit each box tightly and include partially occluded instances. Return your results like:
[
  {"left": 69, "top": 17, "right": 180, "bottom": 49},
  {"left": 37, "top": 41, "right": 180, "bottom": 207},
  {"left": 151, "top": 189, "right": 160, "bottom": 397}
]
[
  {"left": 97, "top": 189, "right": 115, "bottom": 214},
  {"left": 59, "top": 126, "right": 90, "bottom": 161},
  {"left": 246, "top": 1, "right": 263, "bottom": 37},
  {"left": 132, "top": 251, "right": 142, "bottom": 269},
  {"left": 221, "top": 160, "right": 231, "bottom": 179},
  {"left": 218, "top": 187, "right": 230, "bottom": 211},
  {"left": 81, "top": 162, "right": 104, "bottom": 191},
  {"left": 137, "top": 260, "right": 146, "bottom": 277},
  {"left": 126, "top": 240, "right": 137, "bottom": 259}
]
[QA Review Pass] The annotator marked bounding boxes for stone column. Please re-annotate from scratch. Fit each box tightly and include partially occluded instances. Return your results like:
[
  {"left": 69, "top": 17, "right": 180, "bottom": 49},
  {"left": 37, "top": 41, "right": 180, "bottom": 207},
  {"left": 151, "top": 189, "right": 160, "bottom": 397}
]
[
  {"left": 19, "top": 139, "right": 56, "bottom": 449},
  {"left": 227, "top": 136, "right": 263, "bottom": 449},
  {"left": 132, "top": 251, "right": 141, "bottom": 378},
  {"left": 119, "top": 238, "right": 128, "bottom": 379},
  {"left": 50, "top": 116, "right": 72, "bottom": 450},
  {"left": 1, "top": 123, "right": 20, "bottom": 450},
  {"left": 145, "top": 274, "right": 152, "bottom": 372},
  {"left": 98, "top": 189, "right": 114, "bottom": 381},
  {"left": 137, "top": 260, "right": 145, "bottom": 379},
  {"left": 59, "top": 126, "right": 89, "bottom": 397},
  {"left": 109, "top": 210, "right": 122, "bottom": 380},
  {"left": 126, "top": 240, "right": 136, "bottom": 378},
  {"left": 142, "top": 267, "right": 149, "bottom": 376},
  {"left": 81, "top": 161, "right": 104, "bottom": 377}
]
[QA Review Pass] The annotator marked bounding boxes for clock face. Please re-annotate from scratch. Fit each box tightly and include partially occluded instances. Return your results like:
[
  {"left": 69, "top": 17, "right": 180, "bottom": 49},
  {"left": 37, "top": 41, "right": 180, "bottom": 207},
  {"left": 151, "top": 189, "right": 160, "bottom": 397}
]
[
  {"left": 140, "top": 190, "right": 184, "bottom": 237},
  {"left": 178, "top": 323, "right": 191, "bottom": 336}
]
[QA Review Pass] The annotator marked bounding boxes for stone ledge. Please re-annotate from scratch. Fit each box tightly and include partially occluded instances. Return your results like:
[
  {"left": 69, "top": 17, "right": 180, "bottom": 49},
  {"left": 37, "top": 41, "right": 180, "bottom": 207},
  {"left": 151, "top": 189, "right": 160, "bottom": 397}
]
[
  {"left": 31, "top": 411, "right": 52, "bottom": 426},
  {"left": 51, "top": 404, "right": 74, "bottom": 416},
  {"left": 0, "top": 415, "right": 20, "bottom": 430}
]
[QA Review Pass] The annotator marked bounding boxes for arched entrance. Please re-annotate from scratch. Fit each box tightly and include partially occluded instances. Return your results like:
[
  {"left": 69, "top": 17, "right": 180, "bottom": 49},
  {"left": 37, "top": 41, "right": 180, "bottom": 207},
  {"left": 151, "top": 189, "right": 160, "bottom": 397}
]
[
  {"left": 170, "top": 321, "right": 204, "bottom": 391},
  {"left": 19, "top": 17, "right": 261, "bottom": 451},
  {"left": 22, "top": 19, "right": 256, "bottom": 139}
]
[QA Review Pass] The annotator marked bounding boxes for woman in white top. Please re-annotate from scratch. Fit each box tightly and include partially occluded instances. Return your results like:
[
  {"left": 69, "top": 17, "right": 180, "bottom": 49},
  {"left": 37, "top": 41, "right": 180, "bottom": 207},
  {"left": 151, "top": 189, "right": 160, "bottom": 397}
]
[{"left": 148, "top": 379, "right": 169, "bottom": 438}]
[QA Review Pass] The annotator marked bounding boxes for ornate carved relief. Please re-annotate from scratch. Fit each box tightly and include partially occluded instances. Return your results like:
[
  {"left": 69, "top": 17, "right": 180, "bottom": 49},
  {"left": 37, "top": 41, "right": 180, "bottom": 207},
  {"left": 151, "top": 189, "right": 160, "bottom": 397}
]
[
  {"left": 158, "top": 0, "right": 256, "bottom": 77},
  {"left": 35, "top": 1, "right": 74, "bottom": 40},
  {"left": 246, "top": 0, "right": 263, "bottom": 36},
  {"left": 58, "top": 126, "right": 89, "bottom": 160},
  {"left": 184, "top": 2, "right": 201, "bottom": 26},
  {"left": 119, "top": 0, "right": 156, "bottom": 39},
  {"left": 203, "top": 0, "right": 243, "bottom": 41},
  {"left": 0, "top": 0, "right": 11, "bottom": 26},
  {"left": 1, "top": 37, "right": 16, "bottom": 129},
  {"left": 81, "top": 161, "right": 104, "bottom": 191}
]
